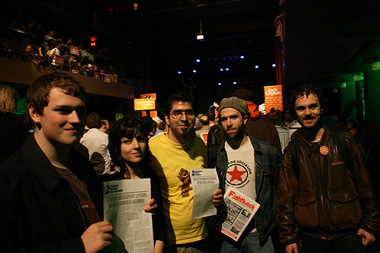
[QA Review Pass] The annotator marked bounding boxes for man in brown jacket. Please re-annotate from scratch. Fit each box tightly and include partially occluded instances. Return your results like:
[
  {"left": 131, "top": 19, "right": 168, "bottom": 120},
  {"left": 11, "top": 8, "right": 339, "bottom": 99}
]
[{"left": 276, "top": 85, "right": 380, "bottom": 253}]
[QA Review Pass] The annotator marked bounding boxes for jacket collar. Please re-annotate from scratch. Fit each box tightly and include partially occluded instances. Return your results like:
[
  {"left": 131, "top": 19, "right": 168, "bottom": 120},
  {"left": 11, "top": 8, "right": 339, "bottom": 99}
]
[
  {"left": 299, "top": 125, "right": 330, "bottom": 155},
  {"left": 21, "top": 135, "right": 82, "bottom": 193}
]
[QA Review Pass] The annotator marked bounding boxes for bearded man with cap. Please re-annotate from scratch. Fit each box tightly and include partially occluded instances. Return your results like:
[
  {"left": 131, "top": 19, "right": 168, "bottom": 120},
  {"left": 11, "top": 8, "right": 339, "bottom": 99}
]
[
  {"left": 214, "top": 96, "right": 281, "bottom": 252},
  {"left": 232, "top": 88, "right": 281, "bottom": 152}
]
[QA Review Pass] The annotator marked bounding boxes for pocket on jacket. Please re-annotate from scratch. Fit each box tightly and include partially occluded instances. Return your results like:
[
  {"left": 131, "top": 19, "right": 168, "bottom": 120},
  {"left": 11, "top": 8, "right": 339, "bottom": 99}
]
[
  {"left": 327, "top": 189, "right": 362, "bottom": 230},
  {"left": 294, "top": 192, "right": 319, "bottom": 228}
]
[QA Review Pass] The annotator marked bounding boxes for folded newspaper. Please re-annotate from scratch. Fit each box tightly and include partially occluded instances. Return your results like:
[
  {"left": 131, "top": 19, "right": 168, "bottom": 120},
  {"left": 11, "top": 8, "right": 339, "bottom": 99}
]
[
  {"left": 209, "top": 187, "right": 260, "bottom": 241},
  {"left": 189, "top": 168, "right": 219, "bottom": 219}
]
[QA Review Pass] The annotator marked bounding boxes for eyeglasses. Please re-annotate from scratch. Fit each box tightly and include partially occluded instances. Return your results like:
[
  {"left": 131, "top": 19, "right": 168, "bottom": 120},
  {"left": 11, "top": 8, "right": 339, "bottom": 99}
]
[{"left": 170, "top": 109, "right": 196, "bottom": 118}]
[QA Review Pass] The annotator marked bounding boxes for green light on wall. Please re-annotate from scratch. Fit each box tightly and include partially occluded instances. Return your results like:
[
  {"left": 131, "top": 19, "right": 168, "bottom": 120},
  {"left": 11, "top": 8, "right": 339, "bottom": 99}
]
[
  {"left": 340, "top": 80, "right": 347, "bottom": 88},
  {"left": 356, "top": 80, "right": 366, "bottom": 121},
  {"left": 372, "top": 60, "right": 380, "bottom": 70},
  {"left": 16, "top": 98, "right": 27, "bottom": 115},
  {"left": 353, "top": 73, "right": 364, "bottom": 81}
]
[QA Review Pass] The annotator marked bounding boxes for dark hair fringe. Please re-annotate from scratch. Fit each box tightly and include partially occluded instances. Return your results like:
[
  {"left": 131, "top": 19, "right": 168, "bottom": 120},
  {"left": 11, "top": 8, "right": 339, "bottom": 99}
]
[{"left": 108, "top": 116, "right": 152, "bottom": 177}]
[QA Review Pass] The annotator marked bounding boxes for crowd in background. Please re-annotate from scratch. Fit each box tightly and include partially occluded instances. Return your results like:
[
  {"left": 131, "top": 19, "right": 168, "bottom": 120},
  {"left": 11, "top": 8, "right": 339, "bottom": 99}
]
[{"left": 0, "top": 18, "right": 119, "bottom": 82}]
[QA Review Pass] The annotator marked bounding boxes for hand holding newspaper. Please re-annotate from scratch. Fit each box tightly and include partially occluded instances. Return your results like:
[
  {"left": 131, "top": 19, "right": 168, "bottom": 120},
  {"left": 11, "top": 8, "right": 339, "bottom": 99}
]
[
  {"left": 103, "top": 178, "right": 154, "bottom": 253},
  {"left": 209, "top": 187, "right": 260, "bottom": 241}
]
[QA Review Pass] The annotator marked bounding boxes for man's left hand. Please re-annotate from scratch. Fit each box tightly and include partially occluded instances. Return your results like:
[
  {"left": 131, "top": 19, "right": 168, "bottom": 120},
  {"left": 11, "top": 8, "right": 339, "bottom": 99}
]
[
  {"left": 213, "top": 189, "right": 223, "bottom": 207},
  {"left": 357, "top": 228, "right": 376, "bottom": 246}
]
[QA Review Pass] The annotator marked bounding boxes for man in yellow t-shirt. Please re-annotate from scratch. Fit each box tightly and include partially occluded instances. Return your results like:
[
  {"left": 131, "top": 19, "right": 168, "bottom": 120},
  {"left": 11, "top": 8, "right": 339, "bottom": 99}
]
[{"left": 149, "top": 92, "right": 210, "bottom": 252}]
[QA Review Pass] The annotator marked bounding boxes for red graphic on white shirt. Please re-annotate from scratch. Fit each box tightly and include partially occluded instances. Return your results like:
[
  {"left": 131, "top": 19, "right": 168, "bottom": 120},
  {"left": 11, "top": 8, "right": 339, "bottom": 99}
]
[{"left": 227, "top": 165, "right": 247, "bottom": 184}]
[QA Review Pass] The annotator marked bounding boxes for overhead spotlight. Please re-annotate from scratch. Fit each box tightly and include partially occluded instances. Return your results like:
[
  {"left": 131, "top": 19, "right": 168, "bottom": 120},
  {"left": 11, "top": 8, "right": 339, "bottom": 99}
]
[
  {"left": 272, "top": 64, "right": 276, "bottom": 67},
  {"left": 177, "top": 71, "right": 182, "bottom": 74},
  {"left": 196, "top": 59, "right": 200, "bottom": 63},
  {"left": 220, "top": 68, "right": 224, "bottom": 72},
  {"left": 255, "top": 65, "right": 259, "bottom": 69},
  {"left": 197, "top": 34, "right": 204, "bottom": 41},
  {"left": 233, "top": 81, "right": 237, "bottom": 85},
  {"left": 193, "top": 70, "right": 197, "bottom": 73},
  {"left": 225, "top": 68, "right": 229, "bottom": 71},
  {"left": 240, "top": 56, "right": 245, "bottom": 59},
  {"left": 197, "top": 18, "right": 204, "bottom": 41},
  {"left": 218, "top": 83, "right": 222, "bottom": 86}
]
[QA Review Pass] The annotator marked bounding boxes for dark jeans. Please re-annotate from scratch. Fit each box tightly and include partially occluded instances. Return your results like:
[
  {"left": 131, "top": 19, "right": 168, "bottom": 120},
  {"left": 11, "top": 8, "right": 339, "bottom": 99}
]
[{"left": 300, "top": 232, "right": 365, "bottom": 253}]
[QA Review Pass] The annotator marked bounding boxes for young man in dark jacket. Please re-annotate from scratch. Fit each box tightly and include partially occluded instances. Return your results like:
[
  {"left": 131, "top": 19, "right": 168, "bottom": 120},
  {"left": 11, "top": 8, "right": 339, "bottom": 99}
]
[
  {"left": 214, "top": 97, "right": 281, "bottom": 252},
  {"left": 0, "top": 73, "right": 113, "bottom": 252},
  {"left": 276, "top": 85, "right": 380, "bottom": 253}
]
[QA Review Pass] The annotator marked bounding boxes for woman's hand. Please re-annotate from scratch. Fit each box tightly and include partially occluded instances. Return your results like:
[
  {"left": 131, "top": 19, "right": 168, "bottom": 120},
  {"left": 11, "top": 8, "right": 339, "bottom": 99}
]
[{"left": 144, "top": 198, "right": 157, "bottom": 214}]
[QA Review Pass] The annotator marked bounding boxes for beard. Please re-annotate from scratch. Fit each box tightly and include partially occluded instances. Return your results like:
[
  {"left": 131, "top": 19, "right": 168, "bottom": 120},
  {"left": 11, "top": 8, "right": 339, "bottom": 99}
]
[
  {"left": 226, "top": 125, "right": 246, "bottom": 143},
  {"left": 300, "top": 118, "right": 323, "bottom": 142}
]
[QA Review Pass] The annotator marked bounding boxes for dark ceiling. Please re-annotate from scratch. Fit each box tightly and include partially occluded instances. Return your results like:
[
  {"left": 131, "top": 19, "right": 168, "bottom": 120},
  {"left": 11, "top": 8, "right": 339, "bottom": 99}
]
[
  {"left": 1, "top": 0, "right": 281, "bottom": 112},
  {"left": 104, "top": 0, "right": 282, "bottom": 109}
]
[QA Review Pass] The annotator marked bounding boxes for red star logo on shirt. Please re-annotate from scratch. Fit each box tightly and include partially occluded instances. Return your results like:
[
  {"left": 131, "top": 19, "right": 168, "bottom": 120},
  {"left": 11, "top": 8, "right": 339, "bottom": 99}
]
[{"left": 227, "top": 165, "right": 247, "bottom": 183}]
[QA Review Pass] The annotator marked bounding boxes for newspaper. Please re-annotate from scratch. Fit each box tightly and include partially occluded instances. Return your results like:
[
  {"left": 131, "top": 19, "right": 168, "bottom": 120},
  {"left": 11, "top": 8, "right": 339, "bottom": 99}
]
[
  {"left": 103, "top": 178, "right": 154, "bottom": 253},
  {"left": 190, "top": 168, "right": 219, "bottom": 219},
  {"left": 209, "top": 187, "right": 260, "bottom": 241}
]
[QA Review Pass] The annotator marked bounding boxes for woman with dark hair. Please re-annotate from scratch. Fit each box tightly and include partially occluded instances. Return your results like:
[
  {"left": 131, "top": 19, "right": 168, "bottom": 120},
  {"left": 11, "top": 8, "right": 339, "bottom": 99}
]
[{"left": 105, "top": 116, "right": 166, "bottom": 252}]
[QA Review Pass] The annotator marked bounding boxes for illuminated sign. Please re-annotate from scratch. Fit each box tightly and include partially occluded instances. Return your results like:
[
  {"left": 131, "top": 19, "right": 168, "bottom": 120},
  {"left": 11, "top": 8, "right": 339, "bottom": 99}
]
[
  {"left": 134, "top": 99, "right": 156, "bottom": 111},
  {"left": 264, "top": 85, "right": 283, "bottom": 114}
]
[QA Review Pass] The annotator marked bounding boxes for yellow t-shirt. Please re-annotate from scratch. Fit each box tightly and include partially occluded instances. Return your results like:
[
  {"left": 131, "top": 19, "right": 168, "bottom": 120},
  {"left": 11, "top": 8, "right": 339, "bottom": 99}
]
[{"left": 149, "top": 133, "right": 208, "bottom": 245}]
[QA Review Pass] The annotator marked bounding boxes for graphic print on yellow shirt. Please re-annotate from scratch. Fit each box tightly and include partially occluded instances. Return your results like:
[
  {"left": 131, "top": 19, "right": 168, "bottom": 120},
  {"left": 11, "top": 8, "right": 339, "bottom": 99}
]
[{"left": 177, "top": 168, "right": 192, "bottom": 197}]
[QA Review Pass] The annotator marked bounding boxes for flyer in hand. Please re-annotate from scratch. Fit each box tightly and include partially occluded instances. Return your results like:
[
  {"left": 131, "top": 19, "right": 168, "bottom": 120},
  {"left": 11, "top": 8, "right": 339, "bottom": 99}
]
[
  {"left": 103, "top": 178, "right": 154, "bottom": 253},
  {"left": 209, "top": 186, "right": 260, "bottom": 241},
  {"left": 190, "top": 168, "right": 219, "bottom": 219}
]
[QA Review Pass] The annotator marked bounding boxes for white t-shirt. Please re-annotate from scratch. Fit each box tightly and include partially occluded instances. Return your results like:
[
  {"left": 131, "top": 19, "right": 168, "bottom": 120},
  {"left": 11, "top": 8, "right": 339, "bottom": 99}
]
[
  {"left": 224, "top": 140, "right": 256, "bottom": 202},
  {"left": 80, "top": 128, "right": 111, "bottom": 175}
]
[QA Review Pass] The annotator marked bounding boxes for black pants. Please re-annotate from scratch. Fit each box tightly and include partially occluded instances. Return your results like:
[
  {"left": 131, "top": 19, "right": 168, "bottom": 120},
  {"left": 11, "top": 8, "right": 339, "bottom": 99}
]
[{"left": 299, "top": 232, "right": 365, "bottom": 253}]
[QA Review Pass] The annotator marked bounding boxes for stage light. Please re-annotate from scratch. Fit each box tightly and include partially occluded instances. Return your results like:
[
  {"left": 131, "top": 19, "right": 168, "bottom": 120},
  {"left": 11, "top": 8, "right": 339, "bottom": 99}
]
[
  {"left": 177, "top": 71, "right": 181, "bottom": 74},
  {"left": 197, "top": 34, "right": 204, "bottom": 41},
  {"left": 196, "top": 59, "right": 200, "bottom": 63},
  {"left": 255, "top": 65, "right": 259, "bottom": 69},
  {"left": 193, "top": 70, "right": 197, "bottom": 73},
  {"left": 218, "top": 83, "right": 222, "bottom": 86},
  {"left": 272, "top": 64, "right": 276, "bottom": 67}
]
